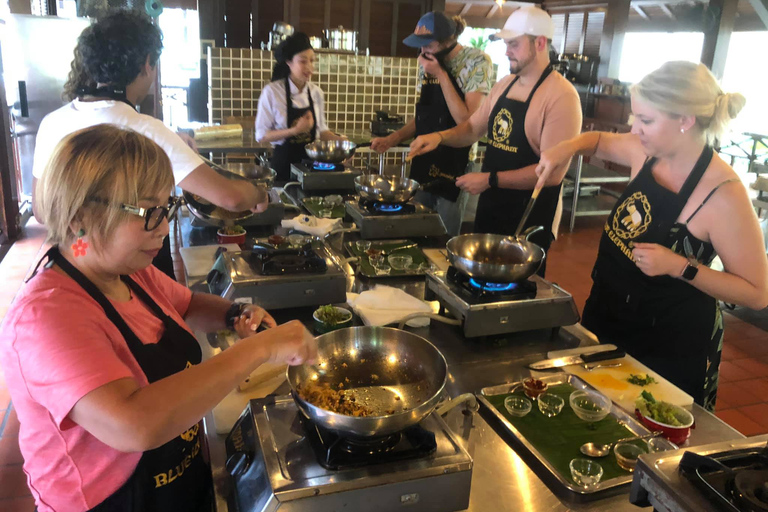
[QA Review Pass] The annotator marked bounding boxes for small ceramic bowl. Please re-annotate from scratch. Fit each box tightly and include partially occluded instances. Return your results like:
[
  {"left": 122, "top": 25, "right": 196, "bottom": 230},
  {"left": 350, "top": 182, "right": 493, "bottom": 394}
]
[
  {"left": 570, "top": 390, "right": 612, "bottom": 423},
  {"left": 504, "top": 396, "right": 532, "bottom": 418},
  {"left": 614, "top": 440, "right": 649, "bottom": 472},
  {"left": 537, "top": 393, "right": 565, "bottom": 417},
  {"left": 312, "top": 306, "right": 353, "bottom": 335},
  {"left": 217, "top": 227, "right": 246, "bottom": 245},
  {"left": 635, "top": 405, "right": 695, "bottom": 445},
  {"left": 388, "top": 254, "right": 413, "bottom": 270},
  {"left": 570, "top": 458, "right": 603, "bottom": 488}
]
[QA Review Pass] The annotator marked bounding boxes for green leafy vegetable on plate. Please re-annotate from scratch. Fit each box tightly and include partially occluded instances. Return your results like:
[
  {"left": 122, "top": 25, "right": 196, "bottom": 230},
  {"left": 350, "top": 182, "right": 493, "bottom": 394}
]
[
  {"left": 635, "top": 391, "right": 683, "bottom": 426},
  {"left": 314, "top": 305, "right": 349, "bottom": 326}
]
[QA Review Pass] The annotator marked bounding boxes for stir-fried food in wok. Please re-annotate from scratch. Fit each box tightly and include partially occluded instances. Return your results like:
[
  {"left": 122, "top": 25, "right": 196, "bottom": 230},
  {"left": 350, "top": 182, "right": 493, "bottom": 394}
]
[{"left": 300, "top": 382, "right": 374, "bottom": 417}]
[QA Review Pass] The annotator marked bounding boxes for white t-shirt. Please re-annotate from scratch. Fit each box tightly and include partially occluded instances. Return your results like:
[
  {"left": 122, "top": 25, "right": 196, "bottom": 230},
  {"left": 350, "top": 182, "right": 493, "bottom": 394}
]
[
  {"left": 255, "top": 79, "right": 329, "bottom": 146},
  {"left": 32, "top": 99, "right": 203, "bottom": 185}
]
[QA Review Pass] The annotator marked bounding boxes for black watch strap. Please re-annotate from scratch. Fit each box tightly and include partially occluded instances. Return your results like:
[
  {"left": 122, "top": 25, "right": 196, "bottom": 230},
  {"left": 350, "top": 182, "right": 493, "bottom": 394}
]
[
  {"left": 489, "top": 171, "right": 498, "bottom": 189},
  {"left": 225, "top": 302, "right": 246, "bottom": 329}
]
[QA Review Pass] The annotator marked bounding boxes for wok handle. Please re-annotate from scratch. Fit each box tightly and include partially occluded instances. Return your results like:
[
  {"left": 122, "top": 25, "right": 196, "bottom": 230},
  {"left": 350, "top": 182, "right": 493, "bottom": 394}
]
[
  {"left": 436, "top": 393, "right": 478, "bottom": 416},
  {"left": 397, "top": 313, "right": 461, "bottom": 330}
]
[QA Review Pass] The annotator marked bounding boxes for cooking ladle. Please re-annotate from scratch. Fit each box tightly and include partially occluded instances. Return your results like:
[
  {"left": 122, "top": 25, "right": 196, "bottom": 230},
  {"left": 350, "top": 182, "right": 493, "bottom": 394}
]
[
  {"left": 580, "top": 431, "right": 663, "bottom": 458},
  {"left": 512, "top": 186, "right": 542, "bottom": 239}
]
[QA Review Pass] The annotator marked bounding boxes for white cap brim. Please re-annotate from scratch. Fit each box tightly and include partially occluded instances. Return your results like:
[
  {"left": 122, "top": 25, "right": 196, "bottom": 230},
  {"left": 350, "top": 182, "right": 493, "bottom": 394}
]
[{"left": 489, "top": 29, "right": 524, "bottom": 42}]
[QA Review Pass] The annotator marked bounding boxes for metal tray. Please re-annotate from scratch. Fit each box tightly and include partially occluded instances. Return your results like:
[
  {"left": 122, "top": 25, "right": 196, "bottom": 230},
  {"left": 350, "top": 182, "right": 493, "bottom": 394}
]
[
  {"left": 344, "top": 239, "right": 432, "bottom": 278},
  {"left": 477, "top": 374, "right": 653, "bottom": 501}
]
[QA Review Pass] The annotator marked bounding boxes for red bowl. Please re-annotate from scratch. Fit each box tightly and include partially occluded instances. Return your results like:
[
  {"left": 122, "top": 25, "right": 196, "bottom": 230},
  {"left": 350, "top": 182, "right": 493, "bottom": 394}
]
[
  {"left": 634, "top": 407, "right": 695, "bottom": 445},
  {"left": 216, "top": 230, "right": 246, "bottom": 245}
]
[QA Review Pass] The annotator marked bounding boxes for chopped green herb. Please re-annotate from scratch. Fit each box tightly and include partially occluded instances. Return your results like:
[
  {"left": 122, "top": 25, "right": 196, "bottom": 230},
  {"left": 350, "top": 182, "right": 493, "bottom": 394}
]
[
  {"left": 315, "top": 305, "right": 349, "bottom": 326},
  {"left": 627, "top": 373, "right": 657, "bottom": 386}
]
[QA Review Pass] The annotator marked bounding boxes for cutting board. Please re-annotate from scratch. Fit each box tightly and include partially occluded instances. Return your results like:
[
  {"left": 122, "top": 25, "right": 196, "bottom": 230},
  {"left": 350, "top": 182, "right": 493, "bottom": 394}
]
[
  {"left": 179, "top": 244, "right": 240, "bottom": 277},
  {"left": 422, "top": 249, "right": 451, "bottom": 272},
  {"left": 212, "top": 363, "right": 287, "bottom": 434},
  {"left": 547, "top": 345, "right": 694, "bottom": 413}
]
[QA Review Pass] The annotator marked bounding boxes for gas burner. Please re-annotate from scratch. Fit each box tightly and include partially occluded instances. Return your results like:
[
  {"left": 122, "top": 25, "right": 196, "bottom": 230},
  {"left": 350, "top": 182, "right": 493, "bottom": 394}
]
[
  {"left": 374, "top": 202, "right": 404, "bottom": 213},
  {"left": 313, "top": 161, "right": 337, "bottom": 171},
  {"left": 300, "top": 413, "right": 437, "bottom": 470},
  {"left": 250, "top": 246, "right": 328, "bottom": 276},
  {"left": 358, "top": 198, "right": 415, "bottom": 216},
  {"left": 468, "top": 278, "right": 518, "bottom": 293},
  {"left": 447, "top": 266, "right": 537, "bottom": 301},
  {"left": 676, "top": 446, "right": 768, "bottom": 512}
]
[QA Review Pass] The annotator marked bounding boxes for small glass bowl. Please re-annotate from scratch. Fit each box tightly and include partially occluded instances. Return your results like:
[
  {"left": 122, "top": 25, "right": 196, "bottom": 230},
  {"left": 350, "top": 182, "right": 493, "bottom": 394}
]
[
  {"left": 647, "top": 436, "right": 678, "bottom": 453},
  {"left": 356, "top": 240, "right": 372, "bottom": 253},
  {"left": 323, "top": 194, "right": 343, "bottom": 207},
  {"left": 569, "top": 390, "right": 612, "bottom": 423},
  {"left": 306, "top": 196, "right": 323, "bottom": 205},
  {"left": 504, "top": 396, "right": 532, "bottom": 417},
  {"left": 537, "top": 393, "right": 565, "bottom": 417},
  {"left": 523, "top": 378, "right": 548, "bottom": 400},
  {"left": 569, "top": 458, "right": 604, "bottom": 488},
  {"left": 318, "top": 208, "right": 333, "bottom": 218},
  {"left": 388, "top": 254, "right": 413, "bottom": 270},
  {"left": 287, "top": 233, "right": 307, "bottom": 248},
  {"left": 614, "top": 440, "right": 649, "bottom": 472}
]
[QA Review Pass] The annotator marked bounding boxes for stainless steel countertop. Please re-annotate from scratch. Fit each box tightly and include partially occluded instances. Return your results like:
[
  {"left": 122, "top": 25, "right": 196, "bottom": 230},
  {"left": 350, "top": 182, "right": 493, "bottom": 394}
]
[{"left": 179, "top": 210, "right": 744, "bottom": 512}]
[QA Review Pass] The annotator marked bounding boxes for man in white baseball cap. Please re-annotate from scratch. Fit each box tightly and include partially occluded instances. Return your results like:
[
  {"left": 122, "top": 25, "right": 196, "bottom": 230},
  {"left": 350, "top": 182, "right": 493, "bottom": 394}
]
[{"left": 408, "top": 6, "right": 582, "bottom": 276}]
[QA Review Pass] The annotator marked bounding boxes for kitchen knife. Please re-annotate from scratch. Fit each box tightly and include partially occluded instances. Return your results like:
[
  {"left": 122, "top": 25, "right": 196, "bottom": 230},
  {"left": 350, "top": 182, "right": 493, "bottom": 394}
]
[{"left": 529, "top": 348, "right": 626, "bottom": 370}]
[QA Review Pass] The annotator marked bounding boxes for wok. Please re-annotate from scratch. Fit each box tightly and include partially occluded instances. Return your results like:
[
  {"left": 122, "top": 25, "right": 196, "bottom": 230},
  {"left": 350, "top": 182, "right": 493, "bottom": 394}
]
[
  {"left": 182, "top": 191, "right": 253, "bottom": 228},
  {"left": 202, "top": 157, "right": 276, "bottom": 189},
  {"left": 355, "top": 174, "right": 420, "bottom": 204},
  {"left": 287, "top": 326, "right": 447, "bottom": 437},
  {"left": 445, "top": 227, "right": 545, "bottom": 282},
  {"left": 305, "top": 140, "right": 357, "bottom": 163}
]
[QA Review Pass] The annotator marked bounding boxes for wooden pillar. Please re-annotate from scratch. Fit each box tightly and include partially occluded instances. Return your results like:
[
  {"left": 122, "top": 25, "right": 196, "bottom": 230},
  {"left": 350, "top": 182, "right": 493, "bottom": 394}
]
[
  {"left": 198, "top": 0, "right": 226, "bottom": 48},
  {"left": 359, "top": 0, "right": 371, "bottom": 53},
  {"left": 598, "top": 0, "right": 630, "bottom": 79},
  {"left": 700, "top": 0, "right": 738, "bottom": 80},
  {"left": 430, "top": 0, "right": 446, "bottom": 12}
]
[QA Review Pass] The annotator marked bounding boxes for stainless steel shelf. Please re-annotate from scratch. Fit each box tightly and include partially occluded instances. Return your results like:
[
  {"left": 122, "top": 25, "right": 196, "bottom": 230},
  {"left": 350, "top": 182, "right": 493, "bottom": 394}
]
[
  {"left": 564, "top": 193, "right": 618, "bottom": 216},
  {"left": 569, "top": 162, "right": 631, "bottom": 183}
]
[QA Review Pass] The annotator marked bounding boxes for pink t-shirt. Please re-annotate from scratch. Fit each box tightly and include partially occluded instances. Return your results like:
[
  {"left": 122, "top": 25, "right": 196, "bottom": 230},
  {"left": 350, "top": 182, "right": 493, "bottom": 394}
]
[{"left": 0, "top": 265, "right": 193, "bottom": 512}]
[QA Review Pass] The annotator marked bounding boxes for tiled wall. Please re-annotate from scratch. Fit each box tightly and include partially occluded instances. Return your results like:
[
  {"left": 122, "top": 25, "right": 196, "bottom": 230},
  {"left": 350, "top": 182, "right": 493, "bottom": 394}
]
[{"left": 208, "top": 48, "right": 419, "bottom": 134}]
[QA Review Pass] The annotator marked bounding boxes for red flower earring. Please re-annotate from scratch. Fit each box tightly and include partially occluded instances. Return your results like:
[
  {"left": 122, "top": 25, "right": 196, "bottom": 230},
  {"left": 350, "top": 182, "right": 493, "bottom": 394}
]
[{"left": 72, "top": 229, "right": 89, "bottom": 257}]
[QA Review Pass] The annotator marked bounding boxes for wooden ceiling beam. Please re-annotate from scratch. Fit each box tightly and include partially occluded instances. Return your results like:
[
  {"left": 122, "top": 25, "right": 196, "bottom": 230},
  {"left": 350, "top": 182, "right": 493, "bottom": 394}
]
[
  {"left": 659, "top": 3, "right": 677, "bottom": 20},
  {"left": 747, "top": 0, "right": 768, "bottom": 28},
  {"left": 487, "top": 3, "right": 500, "bottom": 17},
  {"left": 459, "top": 3, "right": 472, "bottom": 15},
  {"left": 633, "top": 4, "right": 649, "bottom": 18}
]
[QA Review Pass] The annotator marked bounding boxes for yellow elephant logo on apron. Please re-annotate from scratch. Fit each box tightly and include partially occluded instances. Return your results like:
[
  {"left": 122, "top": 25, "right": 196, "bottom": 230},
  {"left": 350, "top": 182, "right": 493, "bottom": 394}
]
[
  {"left": 492, "top": 108, "right": 514, "bottom": 143},
  {"left": 612, "top": 191, "right": 652, "bottom": 240}
]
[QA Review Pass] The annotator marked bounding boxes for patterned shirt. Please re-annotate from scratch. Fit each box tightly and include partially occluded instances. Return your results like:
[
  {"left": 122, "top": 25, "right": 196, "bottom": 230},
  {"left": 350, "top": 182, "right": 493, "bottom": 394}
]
[{"left": 416, "top": 46, "right": 493, "bottom": 95}]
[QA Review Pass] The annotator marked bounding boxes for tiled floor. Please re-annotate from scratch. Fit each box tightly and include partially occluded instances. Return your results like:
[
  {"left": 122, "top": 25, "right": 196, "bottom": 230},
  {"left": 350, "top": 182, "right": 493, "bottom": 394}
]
[{"left": 0, "top": 216, "right": 766, "bottom": 506}]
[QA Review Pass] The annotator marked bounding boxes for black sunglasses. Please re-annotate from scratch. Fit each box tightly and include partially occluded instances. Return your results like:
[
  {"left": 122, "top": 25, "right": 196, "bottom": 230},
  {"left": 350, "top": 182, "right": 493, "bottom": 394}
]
[{"left": 89, "top": 196, "right": 182, "bottom": 231}]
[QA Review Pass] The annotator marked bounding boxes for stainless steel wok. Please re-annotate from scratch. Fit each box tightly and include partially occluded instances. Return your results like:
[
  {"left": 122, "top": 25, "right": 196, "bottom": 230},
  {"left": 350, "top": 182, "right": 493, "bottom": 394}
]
[
  {"left": 218, "top": 162, "right": 276, "bottom": 188},
  {"left": 354, "top": 174, "right": 420, "bottom": 204},
  {"left": 182, "top": 191, "right": 253, "bottom": 228},
  {"left": 287, "top": 326, "right": 447, "bottom": 437},
  {"left": 305, "top": 140, "right": 357, "bottom": 163},
  {"left": 445, "top": 227, "right": 545, "bottom": 282}
]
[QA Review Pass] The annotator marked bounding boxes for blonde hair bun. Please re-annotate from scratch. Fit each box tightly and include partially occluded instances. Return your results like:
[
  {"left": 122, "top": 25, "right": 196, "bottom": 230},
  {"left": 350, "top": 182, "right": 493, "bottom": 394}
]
[{"left": 630, "top": 61, "right": 745, "bottom": 145}]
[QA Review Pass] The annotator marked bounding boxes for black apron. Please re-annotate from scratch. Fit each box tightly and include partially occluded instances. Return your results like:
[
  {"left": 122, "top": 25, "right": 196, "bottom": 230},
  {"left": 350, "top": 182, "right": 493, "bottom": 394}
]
[
  {"left": 582, "top": 147, "right": 721, "bottom": 407},
  {"left": 77, "top": 87, "right": 176, "bottom": 281},
  {"left": 476, "top": 66, "right": 561, "bottom": 275},
  {"left": 410, "top": 52, "right": 471, "bottom": 202},
  {"left": 40, "top": 247, "right": 213, "bottom": 512},
  {"left": 270, "top": 77, "right": 317, "bottom": 183}
]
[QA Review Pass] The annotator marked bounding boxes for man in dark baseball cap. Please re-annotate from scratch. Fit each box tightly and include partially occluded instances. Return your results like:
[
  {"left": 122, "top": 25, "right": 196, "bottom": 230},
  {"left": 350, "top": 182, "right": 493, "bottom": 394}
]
[{"left": 402, "top": 11, "right": 457, "bottom": 47}]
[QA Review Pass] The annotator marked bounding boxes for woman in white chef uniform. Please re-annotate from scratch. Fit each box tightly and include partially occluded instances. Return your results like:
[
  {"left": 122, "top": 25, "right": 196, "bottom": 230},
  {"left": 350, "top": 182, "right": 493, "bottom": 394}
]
[{"left": 255, "top": 33, "right": 346, "bottom": 182}]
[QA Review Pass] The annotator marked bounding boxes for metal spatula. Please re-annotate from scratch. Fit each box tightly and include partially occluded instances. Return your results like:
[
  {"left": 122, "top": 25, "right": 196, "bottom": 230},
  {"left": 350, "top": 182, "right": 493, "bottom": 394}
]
[{"left": 513, "top": 186, "right": 542, "bottom": 239}]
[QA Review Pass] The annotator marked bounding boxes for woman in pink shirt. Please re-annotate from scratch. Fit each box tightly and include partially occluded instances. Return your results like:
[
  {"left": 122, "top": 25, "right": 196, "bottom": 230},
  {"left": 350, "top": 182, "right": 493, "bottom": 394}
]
[{"left": 0, "top": 124, "right": 316, "bottom": 512}]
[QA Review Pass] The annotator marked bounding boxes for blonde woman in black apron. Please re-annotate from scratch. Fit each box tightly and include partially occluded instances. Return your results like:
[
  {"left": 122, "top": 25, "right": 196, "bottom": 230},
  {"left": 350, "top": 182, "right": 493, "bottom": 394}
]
[
  {"left": 255, "top": 33, "right": 347, "bottom": 183},
  {"left": 0, "top": 125, "right": 316, "bottom": 512},
  {"left": 535, "top": 61, "right": 768, "bottom": 411}
]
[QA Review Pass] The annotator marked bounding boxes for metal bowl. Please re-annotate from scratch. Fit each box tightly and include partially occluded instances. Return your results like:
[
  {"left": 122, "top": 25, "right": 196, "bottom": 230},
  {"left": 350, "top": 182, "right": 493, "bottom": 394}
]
[
  {"left": 287, "top": 326, "right": 447, "bottom": 437},
  {"left": 445, "top": 231, "right": 545, "bottom": 282},
  {"left": 182, "top": 191, "right": 252, "bottom": 228},
  {"left": 305, "top": 140, "right": 357, "bottom": 163},
  {"left": 355, "top": 174, "right": 420, "bottom": 204},
  {"left": 219, "top": 163, "right": 276, "bottom": 189}
]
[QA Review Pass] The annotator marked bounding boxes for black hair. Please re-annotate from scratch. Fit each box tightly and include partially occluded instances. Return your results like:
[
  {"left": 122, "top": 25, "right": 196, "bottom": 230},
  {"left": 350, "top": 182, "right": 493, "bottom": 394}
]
[
  {"left": 72, "top": 9, "right": 163, "bottom": 91},
  {"left": 271, "top": 33, "right": 312, "bottom": 81}
]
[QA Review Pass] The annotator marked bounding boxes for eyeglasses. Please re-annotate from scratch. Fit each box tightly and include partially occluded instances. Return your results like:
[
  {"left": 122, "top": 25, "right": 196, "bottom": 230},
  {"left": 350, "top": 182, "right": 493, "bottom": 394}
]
[{"left": 89, "top": 196, "right": 182, "bottom": 231}]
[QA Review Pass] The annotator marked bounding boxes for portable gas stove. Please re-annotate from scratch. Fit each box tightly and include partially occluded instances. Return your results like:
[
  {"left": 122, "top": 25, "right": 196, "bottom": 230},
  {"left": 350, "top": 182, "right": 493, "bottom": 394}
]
[
  {"left": 425, "top": 267, "right": 579, "bottom": 337},
  {"left": 225, "top": 396, "right": 473, "bottom": 512},
  {"left": 346, "top": 198, "right": 447, "bottom": 239},
  {"left": 206, "top": 238, "right": 346, "bottom": 309},
  {"left": 290, "top": 160, "right": 362, "bottom": 191},
  {"left": 630, "top": 434, "right": 768, "bottom": 512}
]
